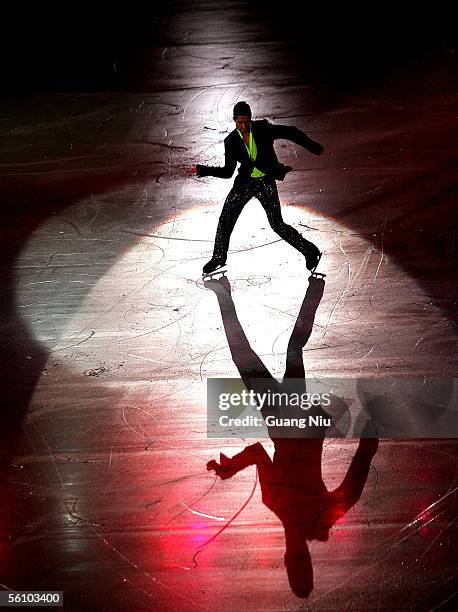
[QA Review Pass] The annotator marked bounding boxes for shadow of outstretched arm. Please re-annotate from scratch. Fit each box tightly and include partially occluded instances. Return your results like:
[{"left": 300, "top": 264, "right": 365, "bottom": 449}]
[{"left": 206, "top": 441, "right": 272, "bottom": 479}]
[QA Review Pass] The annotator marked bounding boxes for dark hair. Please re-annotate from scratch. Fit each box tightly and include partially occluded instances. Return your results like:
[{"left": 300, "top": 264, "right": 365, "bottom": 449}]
[{"left": 233, "top": 101, "right": 251, "bottom": 119}]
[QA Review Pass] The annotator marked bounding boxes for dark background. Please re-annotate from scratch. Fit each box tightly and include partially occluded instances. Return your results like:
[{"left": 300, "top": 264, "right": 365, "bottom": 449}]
[{"left": 2, "top": 3, "right": 456, "bottom": 92}]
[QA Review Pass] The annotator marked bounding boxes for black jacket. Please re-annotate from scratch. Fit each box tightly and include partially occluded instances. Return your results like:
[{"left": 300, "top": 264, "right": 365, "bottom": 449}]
[{"left": 196, "top": 119, "right": 323, "bottom": 182}]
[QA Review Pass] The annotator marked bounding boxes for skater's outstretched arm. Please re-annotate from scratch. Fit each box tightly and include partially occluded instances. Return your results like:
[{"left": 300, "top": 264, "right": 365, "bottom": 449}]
[
  {"left": 193, "top": 138, "right": 237, "bottom": 179},
  {"left": 284, "top": 276, "right": 325, "bottom": 380},
  {"left": 270, "top": 123, "right": 324, "bottom": 156}
]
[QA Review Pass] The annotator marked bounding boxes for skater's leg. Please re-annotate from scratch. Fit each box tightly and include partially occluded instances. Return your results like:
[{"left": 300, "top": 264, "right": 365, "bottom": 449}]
[
  {"left": 329, "top": 430, "right": 378, "bottom": 518},
  {"left": 284, "top": 275, "right": 325, "bottom": 380},
  {"left": 256, "top": 178, "right": 321, "bottom": 267},
  {"left": 205, "top": 277, "right": 273, "bottom": 380},
  {"left": 208, "top": 180, "right": 253, "bottom": 266},
  {"left": 204, "top": 276, "right": 281, "bottom": 431}
]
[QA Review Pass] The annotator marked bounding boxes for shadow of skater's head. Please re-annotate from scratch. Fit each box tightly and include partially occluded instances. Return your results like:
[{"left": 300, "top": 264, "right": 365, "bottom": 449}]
[{"left": 284, "top": 541, "right": 314, "bottom": 598}]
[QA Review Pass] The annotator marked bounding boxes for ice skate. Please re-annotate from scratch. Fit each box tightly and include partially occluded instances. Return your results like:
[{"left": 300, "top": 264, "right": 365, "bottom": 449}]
[
  {"left": 305, "top": 248, "right": 323, "bottom": 274},
  {"left": 310, "top": 271, "right": 326, "bottom": 279},
  {"left": 202, "top": 257, "right": 227, "bottom": 279}
]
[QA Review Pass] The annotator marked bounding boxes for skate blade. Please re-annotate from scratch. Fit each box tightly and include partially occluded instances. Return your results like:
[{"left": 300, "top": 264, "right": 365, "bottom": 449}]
[
  {"left": 310, "top": 271, "right": 326, "bottom": 279},
  {"left": 308, "top": 251, "right": 323, "bottom": 274},
  {"left": 202, "top": 266, "right": 227, "bottom": 280}
]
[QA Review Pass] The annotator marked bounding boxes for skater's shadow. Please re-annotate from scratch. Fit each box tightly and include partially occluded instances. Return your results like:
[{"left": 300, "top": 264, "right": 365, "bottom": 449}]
[{"left": 204, "top": 275, "right": 378, "bottom": 598}]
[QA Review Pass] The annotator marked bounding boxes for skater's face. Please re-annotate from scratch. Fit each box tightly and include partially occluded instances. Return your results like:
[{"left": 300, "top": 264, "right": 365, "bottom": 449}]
[{"left": 235, "top": 115, "right": 251, "bottom": 134}]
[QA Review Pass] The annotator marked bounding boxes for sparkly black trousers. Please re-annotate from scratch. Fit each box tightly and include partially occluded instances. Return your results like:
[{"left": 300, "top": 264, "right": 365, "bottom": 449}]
[{"left": 211, "top": 176, "right": 318, "bottom": 262}]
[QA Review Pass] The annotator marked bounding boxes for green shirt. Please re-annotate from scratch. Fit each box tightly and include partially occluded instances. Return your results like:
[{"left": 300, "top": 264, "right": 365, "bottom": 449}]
[{"left": 237, "top": 129, "right": 265, "bottom": 178}]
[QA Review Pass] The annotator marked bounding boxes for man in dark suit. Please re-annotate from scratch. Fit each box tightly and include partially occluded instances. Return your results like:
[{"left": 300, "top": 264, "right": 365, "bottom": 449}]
[{"left": 192, "top": 101, "right": 324, "bottom": 275}]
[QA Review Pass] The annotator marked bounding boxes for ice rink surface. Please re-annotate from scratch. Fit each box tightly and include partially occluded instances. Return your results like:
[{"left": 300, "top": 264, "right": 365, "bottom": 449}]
[{"left": 0, "top": 2, "right": 457, "bottom": 610}]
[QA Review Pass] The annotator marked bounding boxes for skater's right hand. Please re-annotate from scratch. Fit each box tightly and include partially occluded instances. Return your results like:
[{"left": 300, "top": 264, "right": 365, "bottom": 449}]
[
  {"left": 206, "top": 459, "right": 228, "bottom": 479},
  {"left": 207, "top": 459, "right": 220, "bottom": 472},
  {"left": 191, "top": 164, "right": 197, "bottom": 175},
  {"left": 206, "top": 458, "right": 236, "bottom": 480}
]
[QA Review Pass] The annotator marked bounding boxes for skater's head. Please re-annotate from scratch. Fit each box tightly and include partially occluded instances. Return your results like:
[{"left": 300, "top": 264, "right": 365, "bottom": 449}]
[
  {"left": 233, "top": 101, "right": 251, "bottom": 135},
  {"left": 233, "top": 101, "right": 251, "bottom": 120}
]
